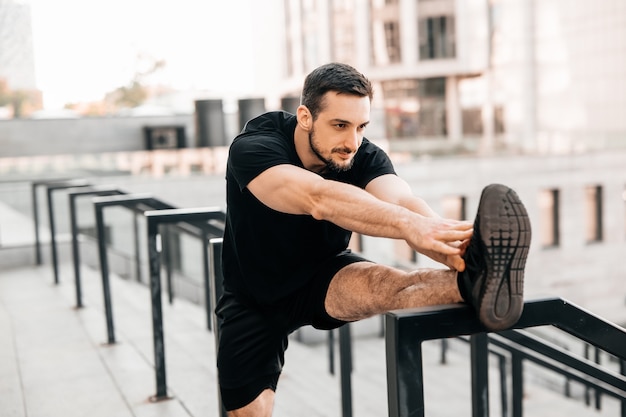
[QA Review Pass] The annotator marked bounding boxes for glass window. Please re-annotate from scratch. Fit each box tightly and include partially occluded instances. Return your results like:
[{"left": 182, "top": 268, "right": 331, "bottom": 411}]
[
  {"left": 370, "top": 0, "right": 402, "bottom": 65},
  {"left": 441, "top": 195, "right": 467, "bottom": 220},
  {"left": 331, "top": 0, "right": 356, "bottom": 65},
  {"left": 539, "top": 189, "right": 560, "bottom": 248},
  {"left": 381, "top": 78, "right": 446, "bottom": 139},
  {"left": 585, "top": 185, "right": 603, "bottom": 243},
  {"left": 418, "top": 15, "right": 456, "bottom": 60}
]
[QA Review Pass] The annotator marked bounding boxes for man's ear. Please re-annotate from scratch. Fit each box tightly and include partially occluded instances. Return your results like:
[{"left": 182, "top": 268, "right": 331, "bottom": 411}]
[{"left": 296, "top": 105, "right": 312, "bottom": 131}]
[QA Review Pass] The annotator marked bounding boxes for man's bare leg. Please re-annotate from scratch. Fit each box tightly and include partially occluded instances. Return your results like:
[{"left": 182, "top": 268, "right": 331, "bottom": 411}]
[
  {"left": 227, "top": 389, "right": 275, "bottom": 417},
  {"left": 325, "top": 262, "right": 461, "bottom": 322}
]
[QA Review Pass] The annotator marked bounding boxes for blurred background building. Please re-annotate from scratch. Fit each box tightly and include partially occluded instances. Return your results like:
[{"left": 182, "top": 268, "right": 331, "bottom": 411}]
[
  {"left": 277, "top": 0, "right": 626, "bottom": 156},
  {"left": 0, "top": 0, "right": 41, "bottom": 118}
]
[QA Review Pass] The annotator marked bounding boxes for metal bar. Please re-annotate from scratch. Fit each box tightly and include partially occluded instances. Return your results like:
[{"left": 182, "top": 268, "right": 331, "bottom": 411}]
[
  {"left": 147, "top": 216, "right": 168, "bottom": 400},
  {"left": 498, "top": 355, "right": 509, "bottom": 417},
  {"left": 594, "top": 347, "right": 602, "bottom": 410},
  {"left": 31, "top": 182, "right": 42, "bottom": 265},
  {"left": 69, "top": 193, "right": 82, "bottom": 307},
  {"left": 47, "top": 186, "right": 59, "bottom": 284},
  {"left": 339, "top": 324, "right": 353, "bottom": 417},
  {"left": 201, "top": 227, "right": 212, "bottom": 331},
  {"left": 440, "top": 338, "right": 448, "bottom": 365},
  {"left": 386, "top": 297, "right": 626, "bottom": 359},
  {"left": 385, "top": 313, "right": 426, "bottom": 417},
  {"left": 43, "top": 180, "right": 91, "bottom": 281},
  {"left": 133, "top": 211, "right": 141, "bottom": 282},
  {"left": 94, "top": 203, "right": 116, "bottom": 344},
  {"left": 621, "top": 360, "right": 626, "bottom": 417},
  {"left": 511, "top": 352, "right": 523, "bottom": 417},
  {"left": 67, "top": 187, "right": 124, "bottom": 308},
  {"left": 163, "top": 225, "right": 174, "bottom": 304},
  {"left": 498, "top": 330, "right": 626, "bottom": 393},
  {"left": 208, "top": 238, "right": 228, "bottom": 417},
  {"left": 470, "top": 333, "right": 490, "bottom": 417},
  {"left": 329, "top": 330, "right": 335, "bottom": 375},
  {"left": 31, "top": 179, "right": 83, "bottom": 265},
  {"left": 136, "top": 206, "right": 225, "bottom": 403}
]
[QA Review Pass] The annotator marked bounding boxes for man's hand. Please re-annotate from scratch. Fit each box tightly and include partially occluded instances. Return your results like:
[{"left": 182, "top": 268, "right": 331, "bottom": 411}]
[{"left": 406, "top": 216, "right": 473, "bottom": 271}]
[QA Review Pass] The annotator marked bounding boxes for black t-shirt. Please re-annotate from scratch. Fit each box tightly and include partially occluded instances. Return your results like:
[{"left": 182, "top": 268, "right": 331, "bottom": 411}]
[{"left": 222, "top": 111, "right": 396, "bottom": 306}]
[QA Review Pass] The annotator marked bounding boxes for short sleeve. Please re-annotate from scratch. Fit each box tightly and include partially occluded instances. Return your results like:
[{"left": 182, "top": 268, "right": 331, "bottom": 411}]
[{"left": 227, "top": 134, "right": 294, "bottom": 191}]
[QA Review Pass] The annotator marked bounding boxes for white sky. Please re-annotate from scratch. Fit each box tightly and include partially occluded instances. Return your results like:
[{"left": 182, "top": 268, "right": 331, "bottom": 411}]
[{"left": 27, "top": 0, "right": 280, "bottom": 109}]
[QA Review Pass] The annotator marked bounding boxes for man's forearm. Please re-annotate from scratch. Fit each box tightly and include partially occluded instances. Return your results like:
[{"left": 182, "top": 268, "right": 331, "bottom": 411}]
[{"left": 309, "top": 179, "right": 418, "bottom": 240}]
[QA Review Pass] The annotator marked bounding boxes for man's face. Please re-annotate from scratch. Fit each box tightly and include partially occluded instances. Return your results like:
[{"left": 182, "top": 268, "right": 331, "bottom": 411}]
[{"left": 308, "top": 92, "right": 371, "bottom": 173}]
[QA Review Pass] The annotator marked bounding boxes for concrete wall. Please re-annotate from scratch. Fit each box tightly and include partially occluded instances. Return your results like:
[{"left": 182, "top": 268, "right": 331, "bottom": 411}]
[{"left": 0, "top": 115, "right": 196, "bottom": 157}]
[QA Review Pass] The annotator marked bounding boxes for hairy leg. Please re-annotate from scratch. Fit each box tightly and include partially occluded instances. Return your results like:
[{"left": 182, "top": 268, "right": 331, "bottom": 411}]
[
  {"left": 227, "top": 389, "right": 275, "bottom": 417},
  {"left": 325, "top": 262, "right": 462, "bottom": 322}
]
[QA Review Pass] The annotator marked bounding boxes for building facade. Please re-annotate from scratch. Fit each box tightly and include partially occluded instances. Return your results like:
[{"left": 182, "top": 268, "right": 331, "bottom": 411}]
[
  {"left": 0, "top": 0, "right": 40, "bottom": 117},
  {"left": 278, "top": 0, "right": 626, "bottom": 156}
]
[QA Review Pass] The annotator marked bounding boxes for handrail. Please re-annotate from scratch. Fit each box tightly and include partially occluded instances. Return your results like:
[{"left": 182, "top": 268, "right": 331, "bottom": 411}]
[
  {"left": 92, "top": 193, "right": 173, "bottom": 344},
  {"left": 67, "top": 185, "right": 126, "bottom": 308},
  {"left": 385, "top": 297, "right": 626, "bottom": 417},
  {"left": 31, "top": 178, "right": 90, "bottom": 266},
  {"left": 143, "top": 207, "right": 225, "bottom": 402}
]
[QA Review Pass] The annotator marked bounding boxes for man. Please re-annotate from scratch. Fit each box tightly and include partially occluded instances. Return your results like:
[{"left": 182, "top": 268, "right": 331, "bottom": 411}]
[{"left": 216, "top": 62, "right": 531, "bottom": 416}]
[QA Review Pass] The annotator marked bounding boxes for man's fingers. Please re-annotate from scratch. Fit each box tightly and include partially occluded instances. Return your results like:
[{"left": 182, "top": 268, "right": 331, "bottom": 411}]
[{"left": 437, "top": 228, "right": 473, "bottom": 242}]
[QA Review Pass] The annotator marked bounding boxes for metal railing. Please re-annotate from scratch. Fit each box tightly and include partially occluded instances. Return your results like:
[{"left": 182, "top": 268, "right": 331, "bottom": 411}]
[
  {"left": 32, "top": 179, "right": 626, "bottom": 417},
  {"left": 143, "top": 207, "right": 225, "bottom": 402},
  {"left": 386, "top": 297, "right": 626, "bottom": 417},
  {"left": 31, "top": 179, "right": 91, "bottom": 278}
]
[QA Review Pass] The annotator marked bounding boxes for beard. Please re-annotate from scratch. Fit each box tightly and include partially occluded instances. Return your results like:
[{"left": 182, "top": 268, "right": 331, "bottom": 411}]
[{"left": 308, "top": 130, "right": 355, "bottom": 173}]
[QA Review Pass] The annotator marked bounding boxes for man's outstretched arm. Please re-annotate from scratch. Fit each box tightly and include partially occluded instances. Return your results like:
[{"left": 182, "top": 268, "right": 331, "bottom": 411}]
[{"left": 246, "top": 164, "right": 472, "bottom": 269}]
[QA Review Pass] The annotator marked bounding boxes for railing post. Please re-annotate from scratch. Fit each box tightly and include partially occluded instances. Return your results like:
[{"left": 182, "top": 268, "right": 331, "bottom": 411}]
[
  {"left": 385, "top": 313, "right": 426, "bottom": 417},
  {"left": 621, "top": 360, "right": 626, "bottom": 417},
  {"left": 31, "top": 182, "right": 42, "bottom": 265},
  {"left": 511, "top": 351, "right": 523, "bottom": 417},
  {"left": 470, "top": 333, "right": 490, "bottom": 417},
  {"left": 498, "top": 354, "right": 509, "bottom": 417},
  {"left": 46, "top": 181, "right": 91, "bottom": 284},
  {"left": 328, "top": 330, "right": 336, "bottom": 374},
  {"left": 162, "top": 225, "right": 174, "bottom": 304},
  {"left": 133, "top": 211, "right": 142, "bottom": 282},
  {"left": 201, "top": 228, "right": 212, "bottom": 330},
  {"left": 339, "top": 324, "right": 353, "bottom": 417},
  {"left": 208, "top": 238, "right": 228, "bottom": 417},
  {"left": 46, "top": 186, "right": 59, "bottom": 283},
  {"left": 68, "top": 186, "right": 124, "bottom": 308},
  {"left": 147, "top": 215, "right": 169, "bottom": 400},
  {"left": 94, "top": 203, "right": 116, "bottom": 344}
]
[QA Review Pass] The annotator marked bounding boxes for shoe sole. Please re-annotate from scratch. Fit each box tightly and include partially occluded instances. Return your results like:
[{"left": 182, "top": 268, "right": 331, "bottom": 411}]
[{"left": 477, "top": 184, "right": 531, "bottom": 331}]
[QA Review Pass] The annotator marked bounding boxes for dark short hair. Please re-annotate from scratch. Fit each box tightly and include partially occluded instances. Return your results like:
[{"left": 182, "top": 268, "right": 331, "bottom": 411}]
[{"left": 301, "top": 62, "right": 373, "bottom": 120}]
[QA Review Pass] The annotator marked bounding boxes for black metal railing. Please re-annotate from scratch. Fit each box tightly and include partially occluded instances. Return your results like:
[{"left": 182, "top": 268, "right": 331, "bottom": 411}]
[
  {"left": 386, "top": 297, "right": 626, "bottom": 417},
  {"left": 143, "top": 207, "right": 225, "bottom": 402},
  {"left": 68, "top": 185, "right": 126, "bottom": 307},
  {"left": 32, "top": 178, "right": 626, "bottom": 417},
  {"left": 31, "top": 178, "right": 91, "bottom": 280}
]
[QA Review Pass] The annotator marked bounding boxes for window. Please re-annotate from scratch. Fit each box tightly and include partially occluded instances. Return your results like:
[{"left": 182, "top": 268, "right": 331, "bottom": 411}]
[
  {"left": 331, "top": 0, "right": 356, "bottom": 64},
  {"left": 585, "top": 185, "right": 603, "bottom": 243},
  {"left": 381, "top": 78, "right": 447, "bottom": 139},
  {"left": 441, "top": 195, "right": 467, "bottom": 220},
  {"left": 418, "top": 15, "right": 456, "bottom": 60},
  {"left": 384, "top": 21, "right": 402, "bottom": 63},
  {"left": 370, "top": 0, "right": 402, "bottom": 65},
  {"left": 539, "top": 189, "right": 560, "bottom": 247}
]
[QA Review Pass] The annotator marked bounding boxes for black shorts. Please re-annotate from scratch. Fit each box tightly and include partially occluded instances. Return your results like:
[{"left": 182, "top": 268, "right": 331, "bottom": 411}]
[{"left": 215, "top": 251, "right": 369, "bottom": 411}]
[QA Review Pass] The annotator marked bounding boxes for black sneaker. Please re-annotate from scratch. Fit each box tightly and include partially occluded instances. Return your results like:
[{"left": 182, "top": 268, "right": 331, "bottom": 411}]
[{"left": 458, "top": 184, "right": 531, "bottom": 331}]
